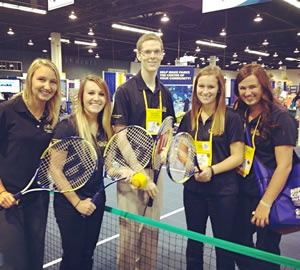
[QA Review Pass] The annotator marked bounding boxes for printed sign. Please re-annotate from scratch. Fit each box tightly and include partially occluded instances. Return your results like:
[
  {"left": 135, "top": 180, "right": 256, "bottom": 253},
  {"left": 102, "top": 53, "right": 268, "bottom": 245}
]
[{"left": 202, "top": 0, "right": 272, "bottom": 13}]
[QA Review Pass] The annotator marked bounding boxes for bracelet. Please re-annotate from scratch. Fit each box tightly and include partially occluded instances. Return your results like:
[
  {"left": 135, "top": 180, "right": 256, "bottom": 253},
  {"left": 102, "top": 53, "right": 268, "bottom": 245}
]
[
  {"left": 74, "top": 199, "right": 81, "bottom": 209},
  {"left": 0, "top": 190, "right": 7, "bottom": 195},
  {"left": 260, "top": 199, "right": 271, "bottom": 208},
  {"left": 209, "top": 166, "right": 215, "bottom": 177}
]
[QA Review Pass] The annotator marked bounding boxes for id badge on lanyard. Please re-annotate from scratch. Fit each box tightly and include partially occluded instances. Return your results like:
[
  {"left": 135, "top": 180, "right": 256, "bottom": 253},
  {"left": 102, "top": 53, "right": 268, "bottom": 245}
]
[
  {"left": 237, "top": 116, "right": 261, "bottom": 178},
  {"left": 194, "top": 109, "right": 214, "bottom": 167},
  {"left": 143, "top": 90, "right": 162, "bottom": 135}
]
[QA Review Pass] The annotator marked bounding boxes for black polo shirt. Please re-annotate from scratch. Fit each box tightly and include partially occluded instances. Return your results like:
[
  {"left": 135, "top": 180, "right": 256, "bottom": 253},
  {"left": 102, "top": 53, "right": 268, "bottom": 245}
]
[
  {"left": 177, "top": 107, "right": 244, "bottom": 195},
  {"left": 240, "top": 103, "right": 297, "bottom": 196},
  {"left": 52, "top": 116, "right": 108, "bottom": 199},
  {"left": 112, "top": 71, "right": 175, "bottom": 129},
  {"left": 0, "top": 96, "right": 54, "bottom": 193}
]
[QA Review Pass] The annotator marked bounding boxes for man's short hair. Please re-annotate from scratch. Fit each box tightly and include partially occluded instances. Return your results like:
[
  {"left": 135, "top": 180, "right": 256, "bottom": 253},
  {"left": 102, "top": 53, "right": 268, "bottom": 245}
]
[{"left": 136, "top": 33, "right": 164, "bottom": 52}]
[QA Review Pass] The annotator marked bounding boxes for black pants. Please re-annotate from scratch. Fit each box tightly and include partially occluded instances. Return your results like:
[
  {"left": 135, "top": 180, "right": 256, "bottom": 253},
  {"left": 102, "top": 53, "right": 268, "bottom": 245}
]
[
  {"left": 234, "top": 195, "right": 281, "bottom": 270},
  {"left": 183, "top": 188, "right": 238, "bottom": 270},
  {"left": 54, "top": 193, "right": 106, "bottom": 270},
  {"left": 0, "top": 192, "right": 49, "bottom": 270}
]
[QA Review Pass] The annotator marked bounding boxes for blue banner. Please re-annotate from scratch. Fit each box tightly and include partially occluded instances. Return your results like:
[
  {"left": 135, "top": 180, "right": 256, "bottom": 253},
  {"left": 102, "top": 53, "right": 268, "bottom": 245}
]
[
  {"left": 202, "top": 0, "right": 272, "bottom": 13},
  {"left": 158, "top": 66, "right": 194, "bottom": 85}
]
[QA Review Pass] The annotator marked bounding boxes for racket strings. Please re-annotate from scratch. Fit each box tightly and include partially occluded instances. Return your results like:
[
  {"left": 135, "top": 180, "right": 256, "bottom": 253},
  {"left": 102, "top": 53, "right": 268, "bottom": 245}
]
[
  {"left": 167, "top": 133, "right": 196, "bottom": 183},
  {"left": 152, "top": 118, "right": 174, "bottom": 170},
  {"left": 104, "top": 126, "right": 153, "bottom": 179},
  {"left": 38, "top": 138, "right": 97, "bottom": 192}
]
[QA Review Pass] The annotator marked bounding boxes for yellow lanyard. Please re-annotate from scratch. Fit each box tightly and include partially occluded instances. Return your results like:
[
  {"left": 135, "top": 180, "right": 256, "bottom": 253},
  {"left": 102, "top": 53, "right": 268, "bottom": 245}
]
[
  {"left": 143, "top": 90, "right": 162, "bottom": 135},
  {"left": 194, "top": 108, "right": 215, "bottom": 167},
  {"left": 237, "top": 114, "right": 261, "bottom": 177}
]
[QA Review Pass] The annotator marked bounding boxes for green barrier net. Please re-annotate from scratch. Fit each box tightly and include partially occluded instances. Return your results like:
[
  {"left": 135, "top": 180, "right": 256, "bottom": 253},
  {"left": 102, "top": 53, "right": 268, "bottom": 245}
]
[{"left": 43, "top": 196, "right": 300, "bottom": 270}]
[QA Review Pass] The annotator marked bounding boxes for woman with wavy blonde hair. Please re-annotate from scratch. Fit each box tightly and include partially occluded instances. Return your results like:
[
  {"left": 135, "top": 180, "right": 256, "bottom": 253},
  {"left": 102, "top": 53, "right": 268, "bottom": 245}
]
[
  {"left": 53, "top": 74, "right": 113, "bottom": 270},
  {"left": 0, "top": 58, "right": 61, "bottom": 270}
]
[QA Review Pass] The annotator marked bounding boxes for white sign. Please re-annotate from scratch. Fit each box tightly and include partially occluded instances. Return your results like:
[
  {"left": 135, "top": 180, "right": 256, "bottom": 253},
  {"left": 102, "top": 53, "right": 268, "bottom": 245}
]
[
  {"left": 202, "top": 0, "right": 271, "bottom": 13},
  {"left": 48, "top": 0, "right": 74, "bottom": 11},
  {"left": 0, "top": 79, "right": 20, "bottom": 93}
]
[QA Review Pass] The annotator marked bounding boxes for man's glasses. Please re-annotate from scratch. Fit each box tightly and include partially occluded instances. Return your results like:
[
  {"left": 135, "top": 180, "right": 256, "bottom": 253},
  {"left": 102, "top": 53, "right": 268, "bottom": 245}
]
[{"left": 140, "top": 49, "right": 163, "bottom": 57}]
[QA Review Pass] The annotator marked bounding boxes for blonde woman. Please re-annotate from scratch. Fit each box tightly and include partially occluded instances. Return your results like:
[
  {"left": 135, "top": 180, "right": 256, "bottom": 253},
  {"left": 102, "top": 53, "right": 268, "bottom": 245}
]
[
  {"left": 53, "top": 74, "right": 113, "bottom": 270},
  {"left": 0, "top": 58, "right": 61, "bottom": 270},
  {"left": 177, "top": 66, "right": 244, "bottom": 270}
]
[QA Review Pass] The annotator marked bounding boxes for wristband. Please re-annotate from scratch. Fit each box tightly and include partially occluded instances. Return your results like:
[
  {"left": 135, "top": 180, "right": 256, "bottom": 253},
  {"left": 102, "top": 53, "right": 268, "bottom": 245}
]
[
  {"left": 74, "top": 199, "right": 81, "bottom": 208},
  {"left": 260, "top": 199, "right": 271, "bottom": 208},
  {"left": 209, "top": 166, "right": 215, "bottom": 177}
]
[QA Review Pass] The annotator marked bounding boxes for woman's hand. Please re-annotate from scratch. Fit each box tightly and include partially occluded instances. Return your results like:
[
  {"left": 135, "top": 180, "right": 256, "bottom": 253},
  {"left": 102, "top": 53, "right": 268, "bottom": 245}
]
[
  {"left": 251, "top": 200, "right": 271, "bottom": 227},
  {"left": 0, "top": 191, "right": 17, "bottom": 208},
  {"left": 194, "top": 166, "right": 213, "bottom": 182},
  {"left": 75, "top": 198, "right": 96, "bottom": 216}
]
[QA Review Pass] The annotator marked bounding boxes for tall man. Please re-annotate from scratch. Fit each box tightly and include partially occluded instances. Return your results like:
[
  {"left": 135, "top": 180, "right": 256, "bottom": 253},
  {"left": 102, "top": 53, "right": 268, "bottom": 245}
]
[{"left": 112, "top": 33, "right": 175, "bottom": 270}]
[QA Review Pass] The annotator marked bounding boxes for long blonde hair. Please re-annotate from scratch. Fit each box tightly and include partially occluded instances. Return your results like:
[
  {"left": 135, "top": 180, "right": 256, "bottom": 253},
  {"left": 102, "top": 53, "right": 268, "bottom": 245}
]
[
  {"left": 73, "top": 74, "right": 113, "bottom": 146},
  {"left": 191, "top": 66, "right": 226, "bottom": 135},
  {"left": 14, "top": 58, "right": 61, "bottom": 128}
]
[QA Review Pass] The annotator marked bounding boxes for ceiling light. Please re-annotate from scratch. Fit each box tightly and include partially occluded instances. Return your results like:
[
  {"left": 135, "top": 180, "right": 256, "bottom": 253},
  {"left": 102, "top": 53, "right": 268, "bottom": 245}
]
[
  {"left": 74, "top": 40, "right": 97, "bottom": 46},
  {"left": 216, "top": 57, "right": 220, "bottom": 62},
  {"left": 243, "top": 62, "right": 247, "bottom": 65},
  {"left": 244, "top": 46, "right": 269, "bottom": 56},
  {"left": 294, "top": 48, "right": 299, "bottom": 53},
  {"left": 88, "top": 28, "right": 94, "bottom": 36},
  {"left": 7, "top": 27, "right": 14, "bottom": 35},
  {"left": 95, "top": 53, "right": 100, "bottom": 59},
  {"left": 219, "top": 28, "right": 226, "bottom": 36},
  {"left": 195, "top": 40, "right": 227, "bottom": 49},
  {"left": 133, "top": 49, "right": 137, "bottom": 52},
  {"left": 279, "top": 66, "right": 282, "bottom": 69},
  {"left": 48, "top": 37, "right": 70, "bottom": 43},
  {"left": 298, "top": 63, "right": 300, "bottom": 68},
  {"left": 112, "top": 23, "right": 163, "bottom": 36},
  {"left": 231, "top": 60, "right": 240, "bottom": 65},
  {"left": 262, "top": 39, "right": 269, "bottom": 46},
  {"left": 195, "top": 46, "right": 201, "bottom": 52},
  {"left": 273, "top": 52, "right": 278, "bottom": 57},
  {"left": 283, "top": 0, "right": 300, "bottom": 8},
  {"left": 225, "top": 64, "right": 229, "bottom": 67},
  {"left": 0, "top": 2, "right": 46, "bottom": 14},
  {"left": 298, "top": 32, "right": 300, "bottom": 36},
  {"left": 285, "top": 57, "right": 299, "bottom": 61},
  {"left": 261, "top": 63, "right": 265, "bottom": 68},
  {"left": 201, "top": 61, "right": 205, "bottom": 65},
  {"left": 258, "top": 57, "right": 262, "bottom": 61},
  {"left": 88, "top": 48, "right": 93, "bottom": 53},
  {"left": 167, "top": 62, "right": 171, "bottom": 65},
  {"left": 69, "top": 11, "right": 77, "bottom": 20},
  {"left": 233, "top": 52, "right": 238, "bottom": 58},
  {"left": 254, "top": 14, "right": 263, "bottom": 22},
  {"left": 42, "top": 49, "right": 47, "bottom": 53},
  {"left": 28, "top": 39, "right": 34, "bottom": 46},
  {"left": 278, "top": 60, "right": 283, "bottom": 65},
  {"left": 161, "top": 13, "right": 169, "bottom": 23}
]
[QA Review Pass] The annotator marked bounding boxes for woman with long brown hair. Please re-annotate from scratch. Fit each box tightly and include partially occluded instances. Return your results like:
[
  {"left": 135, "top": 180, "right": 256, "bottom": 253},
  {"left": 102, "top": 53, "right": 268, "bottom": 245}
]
[{"left": 234, "top": 64, "right": 297, "bottom": 270}]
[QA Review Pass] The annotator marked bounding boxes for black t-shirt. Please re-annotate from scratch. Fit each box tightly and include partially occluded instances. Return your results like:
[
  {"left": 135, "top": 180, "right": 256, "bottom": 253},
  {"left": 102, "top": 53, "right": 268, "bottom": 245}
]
[
  {"left": 53, "top": 116, "right": 108, "bottom": 198},
  {"left": 240, "top": 103, "right": 297, "bottom": 196},
  {"left": 112, "top": 71, "right": 175, "bottom": 129},
  {"left": 177, "top": 107, "right": 244, "bottom": 195},
  {"left": 0, "top": 96, "right": 54, "bottom": 193}
]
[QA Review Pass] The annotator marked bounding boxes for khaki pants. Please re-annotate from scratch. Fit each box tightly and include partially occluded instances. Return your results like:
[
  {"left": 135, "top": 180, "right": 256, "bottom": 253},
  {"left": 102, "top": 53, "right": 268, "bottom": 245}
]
[{"left": 117, "top": 169, "right": 164, "bottom": 270}]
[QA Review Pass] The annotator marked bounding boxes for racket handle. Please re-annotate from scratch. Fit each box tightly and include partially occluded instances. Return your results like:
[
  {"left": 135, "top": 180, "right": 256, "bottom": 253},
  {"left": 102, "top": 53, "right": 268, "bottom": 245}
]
[
  {"left": 147, "top": 170, "right": 159, "bottom": 207},
  {"left": 81, "top": 191, "right": 103, "bottom": 218},
  {"left": 0, "top": 192, "right": 22, "bottom": 211}
]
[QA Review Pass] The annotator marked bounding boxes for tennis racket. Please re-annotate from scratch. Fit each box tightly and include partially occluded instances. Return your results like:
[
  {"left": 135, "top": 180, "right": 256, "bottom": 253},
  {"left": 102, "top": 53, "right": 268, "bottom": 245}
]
[
  {"left": 0, "top": 136, "right": 97, "bottom": 211},
  {"left": 89, "top": 125, "right": 154, "bottom": 206},
  {"left": 166, "top": 132, "right": 201, "bottom": 183},
  {"left": 147, "top": 116, "right": 174, "bottom": 207}
]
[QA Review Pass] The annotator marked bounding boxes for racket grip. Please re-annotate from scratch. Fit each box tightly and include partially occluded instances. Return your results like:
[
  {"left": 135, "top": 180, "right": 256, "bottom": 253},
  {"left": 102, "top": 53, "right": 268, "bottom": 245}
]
[
  {"left": 0, "top": 192, "right": 22, "bottom": 211},
  {"left": 147, "top": 170, "right": 159, "bottom": 207}
]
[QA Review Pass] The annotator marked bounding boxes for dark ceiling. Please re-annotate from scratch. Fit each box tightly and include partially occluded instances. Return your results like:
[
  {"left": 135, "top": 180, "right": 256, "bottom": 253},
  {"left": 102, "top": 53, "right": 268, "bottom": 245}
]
[{"left": 0, "top": 0, "right": 300, "bottom": 70}]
